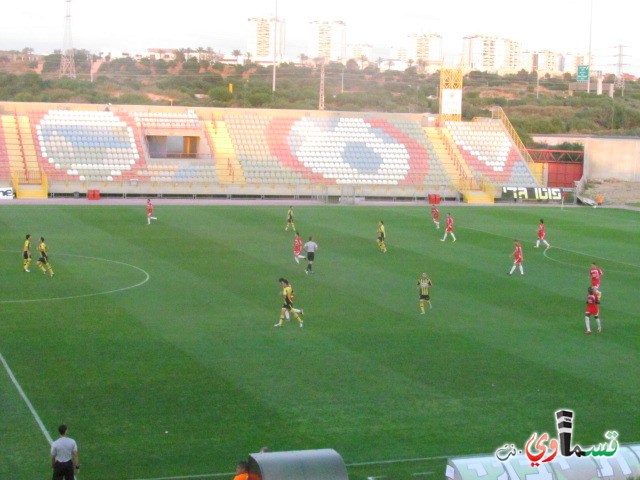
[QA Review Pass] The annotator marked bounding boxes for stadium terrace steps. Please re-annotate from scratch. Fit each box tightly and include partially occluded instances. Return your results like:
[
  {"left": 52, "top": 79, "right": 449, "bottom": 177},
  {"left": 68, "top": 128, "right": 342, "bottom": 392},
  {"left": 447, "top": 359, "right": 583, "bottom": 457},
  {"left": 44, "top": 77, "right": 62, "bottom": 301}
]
[
  {"left": 462, "top": 189, "right": 494, "bottom": 204},
  {"left": 1, "top": 114, "right": 46, "bottom": 196},
  {"left": 424, "top": 126, "right": 467, "bottom": 190},
  {"left": 0, "top": 121, "right": 12, "bottom": 179},
  {"left": 204, "top": 120, "right": 244, "bottom": 184}
]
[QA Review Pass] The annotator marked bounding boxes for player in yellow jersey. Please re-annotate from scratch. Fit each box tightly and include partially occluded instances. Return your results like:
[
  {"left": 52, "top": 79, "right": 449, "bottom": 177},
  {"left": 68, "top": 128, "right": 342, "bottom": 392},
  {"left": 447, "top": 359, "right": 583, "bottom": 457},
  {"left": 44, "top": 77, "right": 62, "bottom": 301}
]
[
  {"left": 285, "top": 206, "right": 296, "bottom": 231},
  {"left": 36, "top": 237, "right": 55, "bottom": 277},
  {"left": 274, "top": 278, "right": 303, "bottom": 328},
  {"left": 23, "top": 234, "right": 32, "bottom": 272},
  {"left": 417, "top": 272, "right": 433, "bottom": 314},
  {"left": 377, "top": 221, "right": 387, "bottom": 253}
]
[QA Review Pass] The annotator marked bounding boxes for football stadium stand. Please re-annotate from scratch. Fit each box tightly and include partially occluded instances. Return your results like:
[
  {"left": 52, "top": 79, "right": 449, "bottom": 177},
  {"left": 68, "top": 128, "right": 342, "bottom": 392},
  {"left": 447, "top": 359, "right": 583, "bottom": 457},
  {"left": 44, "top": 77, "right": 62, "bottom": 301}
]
[{"left": 0, "top": 102, "right": 545, "bottom": 201}]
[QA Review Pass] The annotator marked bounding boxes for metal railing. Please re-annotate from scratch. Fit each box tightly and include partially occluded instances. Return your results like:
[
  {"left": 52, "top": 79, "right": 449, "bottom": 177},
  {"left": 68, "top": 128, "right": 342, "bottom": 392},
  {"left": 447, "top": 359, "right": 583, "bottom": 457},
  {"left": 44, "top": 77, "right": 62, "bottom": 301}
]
[{"left": 491, "top": 106, "right": 544, "bottom": 186}]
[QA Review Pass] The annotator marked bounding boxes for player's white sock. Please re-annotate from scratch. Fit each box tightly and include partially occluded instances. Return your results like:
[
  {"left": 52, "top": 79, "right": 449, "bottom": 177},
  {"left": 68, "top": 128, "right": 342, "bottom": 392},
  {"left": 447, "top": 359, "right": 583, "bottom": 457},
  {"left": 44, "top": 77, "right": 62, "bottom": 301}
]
[
  {"left": 519, "top": 265, "right": 524, "bottom": 275},
  {"left": 509, "top": 265, "right": 516, "bottom": 274},
  {"left": 596, "top": 318, "right": 602, "bottom": 330},
  {"left": 585, "top": 317, "right": 591, "bottom": 332},
  {"left": 451, "top": 233, "right": 456, "bottom": 242}
]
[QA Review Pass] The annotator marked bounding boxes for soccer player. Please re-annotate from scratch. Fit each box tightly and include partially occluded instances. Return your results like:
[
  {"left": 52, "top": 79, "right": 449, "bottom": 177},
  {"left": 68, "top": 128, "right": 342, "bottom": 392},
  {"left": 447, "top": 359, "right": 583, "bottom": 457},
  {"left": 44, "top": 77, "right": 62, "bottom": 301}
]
[
  {"left": 233, "top": 461, "right": 249, "bottom": 480},
  {"left": 440, "top": 213, "right": 456, "bottom": 242},
  {"left": 285, "top": 206, "right": 295, "bottom": 231},
  {"left": 36, "top": 237, "right": 55, "bottom": 277},
  {"left": 146, "top": 199, "right": 157, "bottom": 225},
  {"left": 589, "top": 262, "right": 603, "bottom": 299},
  {"left": 431, "top": 205, "right": 440, "bottom": 229},
  {"left": 417, "top": 272, "right": 433, "bottom": 314},
  {"left": 534, "top": 219, "right": 550, "bottom": 249},
  {"left": 508, "top": 239, "right": 524, "bottom": 275},
  {"left": 584, "top": 286, "right": 602, "bottom": 334},
  {"left": 377, "top": 221, "right": 387, "bottom": 252},
  {"left": 293, "top": 231, "right": 306, "bottom": 263},
  {"left": 283, "top": 279, "right": 304, "bottom": 321},
  {"left": 274, "top": 278, "right": 304, "bottom": 327},
  {"left": 22, "top": 234, "right": 32, "bottom": 272},
  {"left": 303, "top": 236, "right": 318, "bottom": 274}
]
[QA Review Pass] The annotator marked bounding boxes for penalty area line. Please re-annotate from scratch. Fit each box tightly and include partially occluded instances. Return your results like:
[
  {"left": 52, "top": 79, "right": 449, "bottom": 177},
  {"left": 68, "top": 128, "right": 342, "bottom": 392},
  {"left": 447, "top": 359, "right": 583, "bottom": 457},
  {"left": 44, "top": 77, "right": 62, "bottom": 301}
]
[{"left": 0, "top": 351, "right": 53, "bottom": 445}]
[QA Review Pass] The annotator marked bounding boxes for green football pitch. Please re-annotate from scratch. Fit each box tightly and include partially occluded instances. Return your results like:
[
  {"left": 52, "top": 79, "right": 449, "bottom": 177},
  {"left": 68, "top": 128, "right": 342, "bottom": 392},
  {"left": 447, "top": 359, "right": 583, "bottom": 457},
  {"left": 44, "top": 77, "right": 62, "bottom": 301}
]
[{"left": 1, "top": 203, "right": 639, "bottom": 480}]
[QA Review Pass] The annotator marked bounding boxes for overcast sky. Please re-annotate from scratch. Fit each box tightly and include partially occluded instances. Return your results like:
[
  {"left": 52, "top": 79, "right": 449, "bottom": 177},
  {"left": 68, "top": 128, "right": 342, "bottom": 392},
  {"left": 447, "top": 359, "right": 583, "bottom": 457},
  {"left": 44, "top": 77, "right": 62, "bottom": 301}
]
[{"left": 2, "top": 0, "right": 638, "bottom": 74}]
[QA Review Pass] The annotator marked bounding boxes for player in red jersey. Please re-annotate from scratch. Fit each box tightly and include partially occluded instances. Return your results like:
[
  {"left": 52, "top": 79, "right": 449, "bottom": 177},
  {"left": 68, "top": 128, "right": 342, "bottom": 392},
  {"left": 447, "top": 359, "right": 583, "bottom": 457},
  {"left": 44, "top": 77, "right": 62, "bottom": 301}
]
[
  {"left": 440, "top": 213, "right": 456, "bottom": 242},
  {"left": 589, "top": 262, "right": 603, "bottom": 299},
  {"left": 584, "top": 286, "right": 602, "bottom": 334},
  {"left": 146, "top": 199, "right": 157, "bottom": 225},
  {"left": 534, "top": 219, "right": 550, "bottom": 249},
  {"left": 508, "top": 239, "right": 524, "bottom": 275},
  {"left": 293, "top": 232, "right": 306, "bottom": 263},
  {"left": 431, "top": 206, "right": 440, "bottom": 229}
]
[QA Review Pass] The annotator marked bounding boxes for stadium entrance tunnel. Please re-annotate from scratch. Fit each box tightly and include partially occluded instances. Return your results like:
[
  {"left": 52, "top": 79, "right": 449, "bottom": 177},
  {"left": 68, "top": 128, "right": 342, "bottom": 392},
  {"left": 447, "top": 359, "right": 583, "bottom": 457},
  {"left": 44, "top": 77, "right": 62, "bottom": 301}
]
[{"left": 248, "top": 449, "right": 348, "bottom": 480}]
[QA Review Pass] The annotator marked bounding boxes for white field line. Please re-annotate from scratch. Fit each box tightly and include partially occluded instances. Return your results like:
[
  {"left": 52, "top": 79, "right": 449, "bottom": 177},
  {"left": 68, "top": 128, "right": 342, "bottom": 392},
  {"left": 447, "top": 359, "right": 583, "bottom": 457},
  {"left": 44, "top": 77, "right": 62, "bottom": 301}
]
[
  {"left": 0, "top": 351, "right": 53, "bottom": 445},
  {"left": 0, "top": 250, "right": 150, "bottom": 304},
  {"left": 461, "top": 226, "right": 640, "bottom": 271}
]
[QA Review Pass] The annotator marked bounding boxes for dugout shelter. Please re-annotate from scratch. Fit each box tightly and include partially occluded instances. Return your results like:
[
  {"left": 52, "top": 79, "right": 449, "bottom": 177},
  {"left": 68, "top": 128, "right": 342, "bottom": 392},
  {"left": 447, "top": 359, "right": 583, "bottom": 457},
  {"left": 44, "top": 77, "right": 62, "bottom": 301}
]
[{"left": 248, "top": 448, "right": 348, "bottom": 480}]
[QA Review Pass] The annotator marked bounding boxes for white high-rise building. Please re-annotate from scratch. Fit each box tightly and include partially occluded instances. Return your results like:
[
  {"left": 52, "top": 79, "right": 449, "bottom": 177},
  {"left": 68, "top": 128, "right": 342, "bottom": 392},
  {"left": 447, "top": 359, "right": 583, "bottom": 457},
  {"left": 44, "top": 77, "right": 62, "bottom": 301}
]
[
  {"left": 407, "top": 33, "right": 443, "bottom": 73},
  {"left": 462, "top": 35, "right": 521, "bottom": 73},
  {"left": 536, "top": 50, "right": 563, "bottom": 74},
  {"left": 520, "top": 50, "right": 535, "bottom": 73},
  {"left": 308, "top": 20, "right": 346, "bottom": 62},
  {"left": 247, "top": 17, "right": 286, "bottom": 63},
  {"left": 562, "top": 53, "right": 586, "bottom": 75},
  {"left": 348, "top": 44, "right": 373, "bottom": 66}
]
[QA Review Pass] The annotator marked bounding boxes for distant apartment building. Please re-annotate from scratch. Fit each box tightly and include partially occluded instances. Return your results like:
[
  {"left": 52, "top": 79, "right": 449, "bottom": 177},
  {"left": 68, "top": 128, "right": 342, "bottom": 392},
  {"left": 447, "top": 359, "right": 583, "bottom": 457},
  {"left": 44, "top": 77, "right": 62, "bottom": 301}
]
[
  {"left": 389, "top": 45, "right": 408, "bottom": 69},
  {"left": 520, "top": 50, "right": 586, "bottom": 76},
  {"left": 348, "top": 43, "right": 373, "bottom": 63},
  {"left": 247, "top": 17, "right": 286, "bottom": 64},
  {"left": 408, "top": 33, "right": 443, "bottom": 73},
  {"left": 308, "top": 20, "right": 346, "bottom": 62},
  {"left": 148, "top": 49, "right": 178, "bottom": 61},
  {"left": 536, "top": 50, "right": 563, "bottom": 74},
  {"left": 562, "top": 52, "right": 586, "bottom": 75},
  {"left": 520, "top": 50, "right": 535, "bottom": 72},
  {"left": 462, "top": 34, "right": 521, "bottom": 73}
]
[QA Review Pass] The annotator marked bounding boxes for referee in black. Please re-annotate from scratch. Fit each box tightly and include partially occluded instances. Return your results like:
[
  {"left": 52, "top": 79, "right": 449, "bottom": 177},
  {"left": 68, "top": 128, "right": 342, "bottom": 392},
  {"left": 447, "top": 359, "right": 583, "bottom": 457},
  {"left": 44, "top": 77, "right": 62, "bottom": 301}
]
[{"left": 50, "top": 424, "right": 79, "bottom": 480}]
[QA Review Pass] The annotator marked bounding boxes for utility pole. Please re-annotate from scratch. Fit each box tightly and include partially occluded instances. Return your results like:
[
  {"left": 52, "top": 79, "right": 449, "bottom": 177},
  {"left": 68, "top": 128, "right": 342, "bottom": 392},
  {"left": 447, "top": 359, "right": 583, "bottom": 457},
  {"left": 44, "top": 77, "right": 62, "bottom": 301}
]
[
  {"left": 59, "top": 0, "right": 76, "bottom": 78},
  {"left": 318, "top": 61, "right": 325, "bottom": 110},
  {"left": 586, "top": 0, "right": 593, "bottom": 94},
  {"left": 272, "top": 0, "right": 278, "bottom": 92}
]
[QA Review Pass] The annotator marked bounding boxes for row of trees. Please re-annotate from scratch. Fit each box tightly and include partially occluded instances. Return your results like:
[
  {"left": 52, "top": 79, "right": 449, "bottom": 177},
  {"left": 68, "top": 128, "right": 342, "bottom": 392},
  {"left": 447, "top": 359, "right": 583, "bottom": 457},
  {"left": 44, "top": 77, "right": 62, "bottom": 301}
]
[{"left": 1, "top": 54, "right": 640, "bottom": 141}]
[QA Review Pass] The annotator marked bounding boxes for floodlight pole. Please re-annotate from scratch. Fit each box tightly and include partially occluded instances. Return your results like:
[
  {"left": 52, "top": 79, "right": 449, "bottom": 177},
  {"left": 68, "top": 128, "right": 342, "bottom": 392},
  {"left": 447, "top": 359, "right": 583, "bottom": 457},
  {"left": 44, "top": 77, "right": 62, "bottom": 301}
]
[
  {"left": 587, "top": 0, "right": 593, "bottom": 93},
  {"left": 272, "top": 0, "right": 278, "bottom": 92}
]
